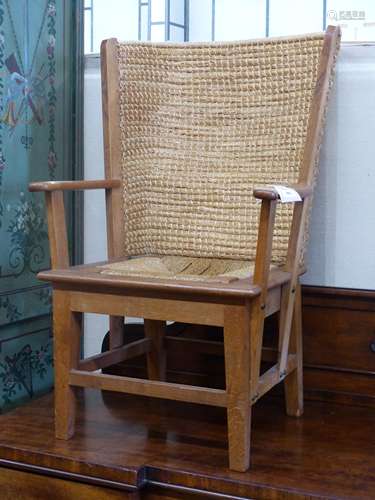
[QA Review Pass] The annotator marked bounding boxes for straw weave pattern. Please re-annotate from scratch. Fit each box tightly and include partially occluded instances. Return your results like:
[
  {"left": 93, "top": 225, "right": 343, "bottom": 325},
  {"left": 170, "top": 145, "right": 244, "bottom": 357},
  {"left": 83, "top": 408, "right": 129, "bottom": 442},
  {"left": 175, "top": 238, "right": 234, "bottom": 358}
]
[
  {"left": 117, "top": 34, "right": 325, "bottom": 264},
  {"left": 99, "top": 256, "right": 259, "bottom": 283}
]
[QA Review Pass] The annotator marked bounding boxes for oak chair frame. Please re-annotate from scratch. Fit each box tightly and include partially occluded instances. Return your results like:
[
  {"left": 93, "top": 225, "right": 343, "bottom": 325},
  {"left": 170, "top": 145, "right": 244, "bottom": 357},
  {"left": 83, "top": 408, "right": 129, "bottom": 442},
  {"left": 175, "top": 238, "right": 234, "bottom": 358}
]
[{"left": 29, "top": 26, "right": 340, "bottom": 472}]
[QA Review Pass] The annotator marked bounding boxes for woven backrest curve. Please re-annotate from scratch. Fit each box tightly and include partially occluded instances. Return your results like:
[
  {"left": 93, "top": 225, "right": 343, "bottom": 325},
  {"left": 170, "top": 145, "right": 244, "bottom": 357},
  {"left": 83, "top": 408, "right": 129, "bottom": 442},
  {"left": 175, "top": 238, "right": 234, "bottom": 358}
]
[{"left": 117, "top": 33, "right": 327, "bottom": 264}]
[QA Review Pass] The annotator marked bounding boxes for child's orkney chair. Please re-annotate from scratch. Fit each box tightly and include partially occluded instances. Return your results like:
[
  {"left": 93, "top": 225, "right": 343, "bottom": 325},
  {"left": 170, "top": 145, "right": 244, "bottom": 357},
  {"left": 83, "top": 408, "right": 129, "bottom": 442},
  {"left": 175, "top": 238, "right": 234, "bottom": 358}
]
[{"left": 30, "top": 26, "right": 340, "bottom": 471}]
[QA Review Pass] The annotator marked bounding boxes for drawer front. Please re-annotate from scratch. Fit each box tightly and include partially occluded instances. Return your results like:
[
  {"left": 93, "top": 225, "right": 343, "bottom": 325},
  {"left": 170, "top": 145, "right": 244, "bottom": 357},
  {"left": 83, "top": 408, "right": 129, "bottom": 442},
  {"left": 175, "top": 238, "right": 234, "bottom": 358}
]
[
  {"left": 0, "top": 467, "right": 138, "bottom": 500},
  {"left": 303, "top": 306, "right": 375, "bottom": 372}
]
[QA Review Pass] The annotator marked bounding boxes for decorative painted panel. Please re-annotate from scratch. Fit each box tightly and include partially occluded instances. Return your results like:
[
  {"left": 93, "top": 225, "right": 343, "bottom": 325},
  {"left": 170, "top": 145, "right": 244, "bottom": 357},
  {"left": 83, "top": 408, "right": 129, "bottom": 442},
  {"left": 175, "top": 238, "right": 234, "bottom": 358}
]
[{"left": 0, "top": 0, "right": 78, "bottom": 411}]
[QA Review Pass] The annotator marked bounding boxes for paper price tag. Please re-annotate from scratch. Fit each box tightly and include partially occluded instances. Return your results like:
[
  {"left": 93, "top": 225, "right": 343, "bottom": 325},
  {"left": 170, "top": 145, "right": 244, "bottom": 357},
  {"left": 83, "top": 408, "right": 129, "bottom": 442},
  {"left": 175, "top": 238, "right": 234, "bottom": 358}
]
[{"left": 272, "top": 185, "right": 302, "bottom": 203}]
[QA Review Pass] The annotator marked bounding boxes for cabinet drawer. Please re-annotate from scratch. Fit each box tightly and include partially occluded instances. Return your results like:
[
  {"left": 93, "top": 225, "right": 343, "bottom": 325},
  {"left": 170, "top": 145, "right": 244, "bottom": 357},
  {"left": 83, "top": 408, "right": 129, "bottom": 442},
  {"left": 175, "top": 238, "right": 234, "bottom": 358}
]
[
  {"left": 303, "top": 306, "right": 375, "bottom": 372},
  {"left": 0, "top": 467, "right": 137, "bottom": 500}
]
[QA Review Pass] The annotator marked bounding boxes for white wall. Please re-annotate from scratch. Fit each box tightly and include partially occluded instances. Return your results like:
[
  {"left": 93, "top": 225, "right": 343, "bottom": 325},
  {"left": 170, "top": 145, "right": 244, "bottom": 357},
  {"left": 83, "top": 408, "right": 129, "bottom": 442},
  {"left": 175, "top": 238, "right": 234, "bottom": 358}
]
[
  {"left": 215, "top": 0, "right": 266, "bottom": 40},
  {"left": 268, "top": 0, "right": 322, "bottom": 36},
  {"left": 91, "top": 0, "right": 139, "bottom": 52},
  {"left": 302, "top": 45, "right": 375, "bottom": 288},
  {"left": 189, "top": 0, "right": 375, "bottom": 43},
  {"left": 189, "top": 0, "right": 212, "bottom": 41}
]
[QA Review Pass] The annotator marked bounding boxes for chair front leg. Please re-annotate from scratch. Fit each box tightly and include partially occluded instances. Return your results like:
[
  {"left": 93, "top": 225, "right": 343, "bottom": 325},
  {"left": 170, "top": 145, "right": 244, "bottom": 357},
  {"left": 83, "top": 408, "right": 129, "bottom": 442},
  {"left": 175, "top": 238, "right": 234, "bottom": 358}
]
[
  {"left": 53, "top": 289, "right": 82, "bottom": 439},
  {"left": 223, "top": 303, "right": 254, "bottom": 472},
  {"left": 144, "top": 319, "right": 167, "bottom": 381},
  {"left": 284, "top": 281, "right": 304, "bottom": 417}
]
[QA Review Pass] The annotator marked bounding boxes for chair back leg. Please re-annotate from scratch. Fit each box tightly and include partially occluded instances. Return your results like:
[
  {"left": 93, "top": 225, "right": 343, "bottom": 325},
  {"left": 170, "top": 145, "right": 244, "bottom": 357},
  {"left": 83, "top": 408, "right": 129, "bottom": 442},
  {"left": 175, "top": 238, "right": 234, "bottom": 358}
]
[
  {"left": 109, "top": 316, "right": 125, "bottom": 349},
  {"left": 144, "top": 319, "right": 167, "bottom": 381},
  {"left": 284, "top": 282, "right": 304, "bottom": 416}
]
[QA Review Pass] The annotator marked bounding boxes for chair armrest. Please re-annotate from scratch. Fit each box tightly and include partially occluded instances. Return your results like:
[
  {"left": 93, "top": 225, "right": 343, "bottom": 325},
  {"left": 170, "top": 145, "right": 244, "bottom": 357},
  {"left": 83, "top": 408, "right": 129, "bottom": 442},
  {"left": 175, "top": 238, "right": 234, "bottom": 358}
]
[
  {"left": 29, "top": 179, "right": 121, "bottom": 192},
  {"left": 253, "top": 184, "right": 312, "bottom": 202}
]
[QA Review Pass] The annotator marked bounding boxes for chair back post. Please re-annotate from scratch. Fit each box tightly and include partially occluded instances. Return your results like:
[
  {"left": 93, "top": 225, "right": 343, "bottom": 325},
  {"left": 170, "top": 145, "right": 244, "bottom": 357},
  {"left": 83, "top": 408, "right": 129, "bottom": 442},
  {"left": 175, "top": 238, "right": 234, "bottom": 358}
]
[
  {"left": 279, "top": 25, "right": 341, "bottom": 374},
  {"left": 101, "top": 38, "right": 125, "bottom": 259},
  {"left": 101, "top": 38, "right": 127, "bottom": 349},
  {"left": 286, "top": 25, "right": 341, "bottom": 274},
  {"left": 299, "top": 25, "right": 341, "bottom": 187}
]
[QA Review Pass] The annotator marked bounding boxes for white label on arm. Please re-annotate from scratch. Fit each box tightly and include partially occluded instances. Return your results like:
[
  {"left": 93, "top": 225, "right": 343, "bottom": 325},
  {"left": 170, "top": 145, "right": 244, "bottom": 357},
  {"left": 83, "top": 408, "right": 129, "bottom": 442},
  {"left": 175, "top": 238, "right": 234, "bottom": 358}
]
[{"left": 272, "top": 185, "right": 302, "bottom": 203}]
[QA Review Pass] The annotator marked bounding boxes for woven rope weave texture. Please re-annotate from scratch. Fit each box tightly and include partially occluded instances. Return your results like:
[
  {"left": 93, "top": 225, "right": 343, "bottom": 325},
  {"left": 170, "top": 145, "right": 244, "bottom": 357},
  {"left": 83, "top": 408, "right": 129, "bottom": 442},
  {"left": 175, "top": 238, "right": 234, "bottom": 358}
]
[{"left": 117, "top": 34, "right": 325, "bottom": 264}]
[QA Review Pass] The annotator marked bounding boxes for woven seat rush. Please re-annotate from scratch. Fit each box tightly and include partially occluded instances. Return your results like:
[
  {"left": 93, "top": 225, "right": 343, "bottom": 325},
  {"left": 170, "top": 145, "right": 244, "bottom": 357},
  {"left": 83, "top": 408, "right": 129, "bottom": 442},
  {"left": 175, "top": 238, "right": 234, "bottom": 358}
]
[
  {"left": 30, "top": 26, "right": 340, "bottom": 472},
  {"left": 99, "top": 256, "right": 258, "bottom": 282}
]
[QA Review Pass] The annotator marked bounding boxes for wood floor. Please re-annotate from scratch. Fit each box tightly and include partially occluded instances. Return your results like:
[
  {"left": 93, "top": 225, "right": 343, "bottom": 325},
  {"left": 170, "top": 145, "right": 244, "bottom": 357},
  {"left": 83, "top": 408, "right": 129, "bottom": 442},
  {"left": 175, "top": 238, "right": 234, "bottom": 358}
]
[{"left": 0, "top": 389, "right": 374, "bottom": 499}]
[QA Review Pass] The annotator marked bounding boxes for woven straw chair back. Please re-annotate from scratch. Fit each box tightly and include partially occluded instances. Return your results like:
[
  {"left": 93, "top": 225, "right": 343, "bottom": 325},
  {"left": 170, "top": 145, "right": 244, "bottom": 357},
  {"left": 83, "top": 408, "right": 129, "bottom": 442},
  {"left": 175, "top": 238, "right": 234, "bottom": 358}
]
[{"left": 117, "top": 34, "right": 326, "bottom": 264}]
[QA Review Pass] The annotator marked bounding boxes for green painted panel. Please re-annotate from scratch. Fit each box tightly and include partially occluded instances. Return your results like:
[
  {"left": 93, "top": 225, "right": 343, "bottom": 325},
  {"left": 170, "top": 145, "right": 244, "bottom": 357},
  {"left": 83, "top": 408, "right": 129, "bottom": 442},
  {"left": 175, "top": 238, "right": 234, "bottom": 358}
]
[
  {"left": 0, "top": 315, "right": 53, "bottom": 410},
  {"left": 0, "top": 0, "right": 78, "bottom": 410}
]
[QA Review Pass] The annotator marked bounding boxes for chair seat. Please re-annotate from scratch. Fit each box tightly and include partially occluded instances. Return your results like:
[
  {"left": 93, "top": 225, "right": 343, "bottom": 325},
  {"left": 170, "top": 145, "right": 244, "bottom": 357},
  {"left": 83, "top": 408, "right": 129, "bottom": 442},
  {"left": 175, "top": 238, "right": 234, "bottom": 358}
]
[
  {"left": 38, "top": 259, "right": 293, "bottom": 301},
  {"left": 98, "top": 256, "right": 260, "bottom": 283}
]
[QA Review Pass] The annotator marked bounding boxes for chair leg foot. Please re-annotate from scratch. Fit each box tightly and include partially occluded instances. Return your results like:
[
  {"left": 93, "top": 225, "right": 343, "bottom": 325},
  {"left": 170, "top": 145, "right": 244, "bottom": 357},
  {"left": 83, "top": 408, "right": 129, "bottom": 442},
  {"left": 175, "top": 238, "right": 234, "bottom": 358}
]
[
  {"left": 227, "top": 405, "right": 252, "bottom": 472},
  {"left": 144, "top": 319, "right": 166, "bottom": 381},
  {"left": 285, "top": 367, "right": 304, "bottom": 417}
]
